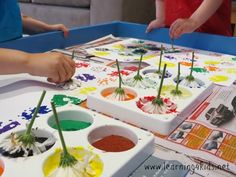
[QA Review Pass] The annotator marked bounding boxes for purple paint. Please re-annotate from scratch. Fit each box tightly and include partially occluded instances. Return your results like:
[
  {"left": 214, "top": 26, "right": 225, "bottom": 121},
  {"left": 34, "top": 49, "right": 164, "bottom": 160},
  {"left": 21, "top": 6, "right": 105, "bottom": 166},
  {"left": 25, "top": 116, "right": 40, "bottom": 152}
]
[
  {"left": 164, "top": 55, "right": 177, "bottom": 61},
  {"left": 0, "top": 120, "right": 21, "bottom": 134},
  {"left": 19, "top": 105, "right": 51, "bottom": 120},
  {"left": 75, "top": 73, "right": 96, "bottom": 82}
]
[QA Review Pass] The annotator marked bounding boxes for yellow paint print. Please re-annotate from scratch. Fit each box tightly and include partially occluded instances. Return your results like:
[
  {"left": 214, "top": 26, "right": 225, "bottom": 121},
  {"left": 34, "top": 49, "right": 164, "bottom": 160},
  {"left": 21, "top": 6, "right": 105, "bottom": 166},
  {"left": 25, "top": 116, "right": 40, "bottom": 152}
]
[
  {"left": 93, "top": 51, "right": 110, "bottom": 56},
  {"left": 43, "top": 147, "right": 103, "bottom": 177},
  {"left": 162, "top": 85, "right": 192, "bottom": 99},
  {"left": 112, "top": 44, "right": 125, "bottom": 50},
  {"left": 209, "top": 75, "right": 228, "bottom": 82},
  {"left": 227, "top": 68, "right": 236, "bottom": 74},
  {"left": 79, "top": 87, "right": 97, "bottom": 95},
  {"left": 142, "top": 54, "right": 157, "bottom": 60},
  {"left": 156, "top": 61, "right": 176, "bottom": 68},
  {"left": 204, "top": 60, "right": 221, "bottom": 65}
]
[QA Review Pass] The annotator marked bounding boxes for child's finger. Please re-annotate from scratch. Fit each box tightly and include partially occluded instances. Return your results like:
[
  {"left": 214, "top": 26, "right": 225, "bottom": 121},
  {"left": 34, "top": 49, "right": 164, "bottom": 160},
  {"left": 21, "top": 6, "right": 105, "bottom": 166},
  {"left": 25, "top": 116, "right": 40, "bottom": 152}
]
[
  {"left": 63, "top": 60, "right": 75, "bottom": 81},
  {"left": 146, "top": 23, "right": 154, "bottom": 33},
  {"left": 56, "top": 64, "right": 67, "bottom": 83},
  {"left": 64, "top": 55, "right": 76, "bottom": 68},
  {"left": 170, "top": 19, "right": 183, "bottom": 39}
]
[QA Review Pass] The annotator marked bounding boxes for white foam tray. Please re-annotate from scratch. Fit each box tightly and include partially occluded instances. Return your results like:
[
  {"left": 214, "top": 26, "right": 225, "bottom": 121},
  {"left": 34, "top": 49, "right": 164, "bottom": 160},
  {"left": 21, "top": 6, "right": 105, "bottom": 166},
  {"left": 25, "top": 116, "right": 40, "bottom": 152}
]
[
  {"left": 87, "top": 82, "right": 214, "bottom": 135},
  {"left": 1, "top": 105, "right": 154, "bottom": 177}
]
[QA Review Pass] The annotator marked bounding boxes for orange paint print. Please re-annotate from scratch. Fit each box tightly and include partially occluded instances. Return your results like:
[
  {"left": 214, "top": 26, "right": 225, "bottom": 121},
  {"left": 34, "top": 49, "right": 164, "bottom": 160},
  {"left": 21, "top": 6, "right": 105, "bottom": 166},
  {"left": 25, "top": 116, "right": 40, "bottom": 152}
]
[
  {"left": 205, "top": 66, "right": 220, "bottom": 72},
  {"left": 0, "top": 159, "right": 4, "bottom": 176},
  {"left": 180, "top": 61, "right": 192, "bottom": 67},
  {"left": 102, "top": 91, "right": 136, "bottom": 101}
]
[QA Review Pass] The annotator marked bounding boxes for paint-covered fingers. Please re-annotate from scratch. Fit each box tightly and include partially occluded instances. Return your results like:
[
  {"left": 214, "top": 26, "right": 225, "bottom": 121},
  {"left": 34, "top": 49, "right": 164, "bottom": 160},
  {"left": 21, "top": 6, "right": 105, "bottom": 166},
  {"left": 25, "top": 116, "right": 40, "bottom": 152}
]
[
  {"left": 50, "top": 54, "right": 75, "bottom": 83},
  {"left": 146, "top": 19, "right": 165, "bottom": 33},
  {"left": 27, "top": 52, "right": 75, "bottom": 83},
  {"left": 169, "top": 18, "right": 197, "bottom": 39}
]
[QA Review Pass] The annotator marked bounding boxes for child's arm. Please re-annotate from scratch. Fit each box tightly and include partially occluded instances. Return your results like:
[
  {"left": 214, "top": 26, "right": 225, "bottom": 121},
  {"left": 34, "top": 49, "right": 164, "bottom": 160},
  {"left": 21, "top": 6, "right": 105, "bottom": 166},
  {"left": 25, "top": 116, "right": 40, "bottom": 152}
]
[
  {"left": 21, "top": 14, "right": 69, "bottom": 37},
  {"left": 169, "top": 0, "right": 224, "bottom": 39},
  {"left": 0, "top": 48, "right": 75, "bottom": 83},
  {"left": 146, "top": 0, "right": 165, "bottom": 33}
]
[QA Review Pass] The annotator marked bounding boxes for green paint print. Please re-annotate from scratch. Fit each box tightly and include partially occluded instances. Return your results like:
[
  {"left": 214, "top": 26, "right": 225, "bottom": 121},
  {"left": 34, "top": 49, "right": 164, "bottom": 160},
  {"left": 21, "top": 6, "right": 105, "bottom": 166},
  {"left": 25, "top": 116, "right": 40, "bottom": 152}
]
[
  {"left": 51, "top": 94, "right": 82, "bottom": 107},
  {"left": 232, "top": 57, "right": 236, "bottom": 61},
  {"left": 191, "top": 67, "right": 208, "bottom": 73},
  {"left": 52, "top": 120, "right": 91, "bottom": 131}
]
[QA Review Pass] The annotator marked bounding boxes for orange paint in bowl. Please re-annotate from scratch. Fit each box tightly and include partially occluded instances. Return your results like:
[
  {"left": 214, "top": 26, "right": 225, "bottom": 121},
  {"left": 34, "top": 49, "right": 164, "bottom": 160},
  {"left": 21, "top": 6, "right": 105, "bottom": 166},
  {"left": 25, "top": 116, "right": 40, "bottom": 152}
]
[
  {"left": 0, "top": 159, "right": 4, "bottom": 176},
  {"left": 101, "top": 87, "right": 137, "bottom": 101},
  {"left": 92, "top": 135, "right": 135, "bottom": 152}
]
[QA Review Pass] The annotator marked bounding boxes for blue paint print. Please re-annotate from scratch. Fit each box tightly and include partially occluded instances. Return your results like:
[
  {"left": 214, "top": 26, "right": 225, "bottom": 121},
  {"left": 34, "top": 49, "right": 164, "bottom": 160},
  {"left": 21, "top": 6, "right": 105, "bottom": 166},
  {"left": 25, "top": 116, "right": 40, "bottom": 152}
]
[
  {"left": 0, "top": 120, "right": 21, "bottom": 134},
  {"left": 19, "top": 105, "right": 51, "bottom": 120},
  {"left": 75, "top": 73, "right": 96, "bottom": 82},
  {"left": 164, "top": 55, "right": 177, "bottom": 61},
  {"left": 183, "top": 57, "right": 197, "bottom": 62}
]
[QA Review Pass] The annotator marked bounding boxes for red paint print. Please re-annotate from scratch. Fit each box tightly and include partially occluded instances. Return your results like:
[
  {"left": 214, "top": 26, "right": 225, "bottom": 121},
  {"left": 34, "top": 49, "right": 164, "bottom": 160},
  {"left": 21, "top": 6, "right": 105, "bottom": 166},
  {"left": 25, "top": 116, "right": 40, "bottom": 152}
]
[
  {"left": 75, "top": 62, "right": 89, "bottom": 68},
  {"left": 136, "top": 96, "right": 177, "bottom": 114},
  {"left": 123, "top": 66, "right": 138, "bottom": 71},
  {"left": 108, "top": 70, "right": 130, "bottom": 77}
]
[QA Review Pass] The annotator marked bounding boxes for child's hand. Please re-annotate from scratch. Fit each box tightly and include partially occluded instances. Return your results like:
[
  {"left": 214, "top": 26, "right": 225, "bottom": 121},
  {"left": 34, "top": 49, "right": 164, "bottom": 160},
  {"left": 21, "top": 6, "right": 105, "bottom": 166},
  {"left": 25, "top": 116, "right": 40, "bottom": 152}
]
[
  {"left": 27, "top": 52, "right": 75, "bottom": 83},
  {"left": 169, "top": 18, "right": 198, "bottom": 39},
  {"left": 47, "top": 24, "right": 69, "bottom": 37},
  {"left": 146, "top": 19, "right": 165, "bottom": 33}
]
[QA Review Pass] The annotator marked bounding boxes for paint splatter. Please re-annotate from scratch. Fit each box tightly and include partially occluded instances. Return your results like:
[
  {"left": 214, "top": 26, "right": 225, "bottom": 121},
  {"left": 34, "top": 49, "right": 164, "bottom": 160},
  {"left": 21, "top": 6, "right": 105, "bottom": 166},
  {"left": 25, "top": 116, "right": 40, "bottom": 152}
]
[
  {"left": 90, "top": 66, "right": 107, "bottom": 72},
  {"left": 143, "top": 44, "right": 160, "bottom": 51},
  {"left": 164, "top": 55, "right": 177, "bottom": 61},
  {"left": 0, "top": 120, "right": 21, "bottom": 134},
  {"left": 98, "top": 77, "right": 117, "bottom": 86},
  {"left": 204, "top": 61, "right": 220, "bottom": 65},
  {"left": 136, "top": 96, "right": 177, "bottom": 114},
  {"left": 204, "top": 66, "right": 220, "bottom": 72},
  {"left": 142, "top": 69, "right": 172, "bottom": 79},
  {"left": 157, "top": 61, "right": 176, "bottom": 68},
  {"left": 19, "top": 106, "right": 51, "bottom": 120},
  {"left": 182, "top": 57, "right": 197, "bottom": 62},
  {"left": 75, "top": 73, "right": 96, "bottom": 82},
  {"left": 102, "top": 88, "right": 136, "bottom": 101},
  {"left": 93, "top": 51, "right": 109, "bottom": 56},
  {"left": 132, "top": 48, "right": 147, "bottom": 55},
  {"left": 142, "top": 54, "right": 156, "bottom": 60},
  {"left": 227, "top": 68, "right": 236, "bottom": 74},
  {"left": 232, "top": 57, "right": 236, "bottom": 61},
  {"left": 43, "top": 147, "right": 103, "bottom": 177},
  {"left": 0, "top": 160, "right": 3, "bottom": 176},
  {"left": 108, "top": 70, "right": 130, "bottom": 76},
  {"left": 209, "top": 75, "right": 228, "bottom": 82},
  {"left": 56, "top": 79, "right": 81, "bottom": 90},
  {"left": 180, "top": 61, "right": 192, "bottom": 67},
  {"left": 174, "top": 77, "right": 205, "bottom": 88},
  {"left": 51, "top": 95, "right": 82, "bottom": 107},
  {"left": 79, "top": 87, "right": 97, "bottom": 95},
  {"left": 95, "top": 48, "right": 110, "bottom": 52},
  {"left": 75, "top": 62, "right": 89, "bottom": 68},
  {"left": 112, "top": 44, "right": 125, "bottom": 50},
  {"left": 161, "top": 85, "right": 192, "bottom": 99},
  {"left": 191, "top": 67, "right": 208, "bottom": 73},
  {"left": 123, "top": 66, "right": 138, "bottom": 71},
  {"left": 0, "top": 130, "right": 56, "bottom": 158}
]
